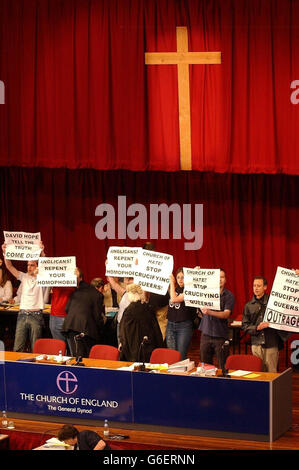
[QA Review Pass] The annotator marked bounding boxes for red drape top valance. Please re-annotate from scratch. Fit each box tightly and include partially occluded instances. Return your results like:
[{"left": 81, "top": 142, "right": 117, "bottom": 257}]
[{"left": 0, "top": 0, "right": 299, "bottom": 173}]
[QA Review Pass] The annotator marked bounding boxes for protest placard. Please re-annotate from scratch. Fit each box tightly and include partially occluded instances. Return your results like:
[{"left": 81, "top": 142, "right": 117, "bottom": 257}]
[
  {"left": 263, "top": 267, "right": 299, "bottom": 332},
  {"left": 4, "top": 231, "right": 41, "bottom": 260},
  {"left": 105, "top": 247, "right": 141, "bottom": 277},
  {"left": 37, "top": 257, "right": 77, "bottom": 287},
  {"left": 133, "top": 249, "right": 173, "bottom": 295},
  {"left": 183, "top": 268, "right": 221, "bottom": 310}
]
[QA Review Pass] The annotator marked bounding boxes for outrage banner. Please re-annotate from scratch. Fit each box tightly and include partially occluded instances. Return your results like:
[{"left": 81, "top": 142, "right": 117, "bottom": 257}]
[{"left": 264, "top": 267, "right": 299, "bottom": 332}]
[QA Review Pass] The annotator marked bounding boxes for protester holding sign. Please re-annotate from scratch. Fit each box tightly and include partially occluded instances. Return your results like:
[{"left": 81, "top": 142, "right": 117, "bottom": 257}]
[
  {"left": 199, "top": 269, "right": 235, "bottom": 367},
  {"left": 166, "top": 268, "right": 197, "bottom": 360},
  {"left": 62, "top": 269, "right": 105, "bottom": 358},
  {"left": 1, "top": 241, "right": 49, "bottom": 352},
  {"left": 106, "top": 274, "right": 134, "bottom": 345},
  {"left": 242, "top": 276, "right": 288, "bottom": 372}
]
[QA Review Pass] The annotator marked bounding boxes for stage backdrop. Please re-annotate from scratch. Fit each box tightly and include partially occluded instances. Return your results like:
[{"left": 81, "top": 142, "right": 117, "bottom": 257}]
[
  {"left": 0, "top": 0, "right": 299, "bottom": 173},
  {"left": 0, "top": 167, "right": 298, "bottom": 316}
]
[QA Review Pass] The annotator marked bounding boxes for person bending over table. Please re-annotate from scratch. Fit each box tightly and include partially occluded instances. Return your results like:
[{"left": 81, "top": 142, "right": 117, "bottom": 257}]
[{"left": 57, "top": 425, "right": 111, "bottom": 450}]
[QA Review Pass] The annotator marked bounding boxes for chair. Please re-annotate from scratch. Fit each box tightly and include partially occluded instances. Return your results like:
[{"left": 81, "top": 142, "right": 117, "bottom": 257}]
[
  {"left": 225, "top": 354, "right": 263, "bottom": 372},
  {"left": 33, "top": 338, "right": 66, "bottom": 355},
  {"left": 89, "top": 344, "right": 120, "bottom": 360},
  {"left": 149, "top": 348, "right": 181, "bottom": 365}
]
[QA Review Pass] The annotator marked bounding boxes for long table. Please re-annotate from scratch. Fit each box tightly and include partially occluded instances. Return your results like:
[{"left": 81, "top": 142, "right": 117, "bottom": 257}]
[{"left": 0, "top": 352, "right": 292, "bottom": 442}]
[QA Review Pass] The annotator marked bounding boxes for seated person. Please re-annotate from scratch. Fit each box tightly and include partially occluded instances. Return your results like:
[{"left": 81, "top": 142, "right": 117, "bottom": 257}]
[{"left": 0, "top": 260, "right": 13, "bottom": 302}]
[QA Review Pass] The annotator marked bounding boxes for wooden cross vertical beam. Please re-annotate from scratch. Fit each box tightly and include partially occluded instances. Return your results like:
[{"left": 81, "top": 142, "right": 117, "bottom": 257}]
[
  {"left": 145, "top": 27, "right": 221, "bottom": 171},
  {"left": 176, "top": 27, "right": 192, "bottom": 171}
]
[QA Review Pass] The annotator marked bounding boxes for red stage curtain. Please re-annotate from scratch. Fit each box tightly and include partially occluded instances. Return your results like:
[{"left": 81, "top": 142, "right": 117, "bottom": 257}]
[
  {"left": 0, "top": 167, "right": 298, "bottom": 317},
  {"left": 0, "top": 0, "right": 299, "bottom": 173}
]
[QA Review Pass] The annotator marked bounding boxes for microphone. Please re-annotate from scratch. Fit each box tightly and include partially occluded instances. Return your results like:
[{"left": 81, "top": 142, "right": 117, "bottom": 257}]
[
  {"left": 220, "top": 340, "right": 230, "bottom": 378},
  {"left": 138, "top": 336, "right": 150, "bottom": 371},
  {"left": 73, "top": 333, "right": 85, "bottom": 366}
]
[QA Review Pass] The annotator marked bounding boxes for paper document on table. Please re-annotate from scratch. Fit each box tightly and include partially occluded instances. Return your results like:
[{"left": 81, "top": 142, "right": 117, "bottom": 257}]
[
  {"left": 243, "top": 373, "right": 261, "bottom": 379},
  {"left": 229, "top": 370, "right": 252, "bottom": 377}
]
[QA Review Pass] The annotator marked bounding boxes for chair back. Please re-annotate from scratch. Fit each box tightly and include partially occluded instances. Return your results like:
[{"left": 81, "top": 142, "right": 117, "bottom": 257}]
[
  {"left": 89, "top": 344, "right": 120, "bottom": 360},
  {"left": 225, "top": 354, "right": 263, "bottom": 372},
  {"left": 33, "top": 338, "right": 66, "bottom": 356},
  {"left": 150, "top": 348, "right": 181, "bottom": 365}
]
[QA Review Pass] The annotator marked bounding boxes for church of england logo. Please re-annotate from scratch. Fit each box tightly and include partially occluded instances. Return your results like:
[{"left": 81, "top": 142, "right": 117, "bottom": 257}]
[{"left": 56, "top": 370, "right": 78, "bottom": 395}]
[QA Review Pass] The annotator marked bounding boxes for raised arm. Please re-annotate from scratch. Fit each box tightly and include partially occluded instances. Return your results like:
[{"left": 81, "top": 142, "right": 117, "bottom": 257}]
[
  {"left": 169, "top": 274, "right": 184, "bottom": 303},
  {"left": 106, "top": 276, "right": 126, "bottom": 297},
  {"left": 1, "top": 243, "right": 20, "bottom": 279}
]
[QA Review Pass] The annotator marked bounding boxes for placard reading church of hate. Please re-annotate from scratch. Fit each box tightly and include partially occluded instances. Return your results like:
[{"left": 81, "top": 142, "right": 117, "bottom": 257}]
[
  {"left": 263, "top": 267, "right": 299, "bottom": 332},
  {"left": 183, "top": 268, "right": 221, "bottom": 310}
]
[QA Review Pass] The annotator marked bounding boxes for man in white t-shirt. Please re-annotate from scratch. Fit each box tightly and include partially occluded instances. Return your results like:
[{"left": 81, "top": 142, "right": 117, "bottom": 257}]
[{"left": 2, "top": 243, "right": 49, "bottom": 352}]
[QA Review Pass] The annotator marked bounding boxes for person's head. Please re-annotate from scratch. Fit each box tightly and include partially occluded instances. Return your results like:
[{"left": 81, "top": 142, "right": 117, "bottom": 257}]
[
  {"left": 143, "top": 242, "right": 155, "bottom": 251},
  {"left": 175, "top": 268, "right": 184, "bottom": 288},
  {"left": 57, "top": 424, "right": 79, "bottom": 446},
  {"left": 90, "top": 277, "right": 105, "bottom": 293},
  {"left": 126, "top": 283, "right": 145, "bottom": 302},
  {"left": 75, "top": 267, "right": 84, "bottom": 285},
  {"left": 57, "top": 425, "right": 79, "bottom": 446},
  {"left": 220, "top": 269, "right": 226, "bottom": 290},
  {"left": 253, "top": 276, "right": 267, "bottom": 299},
  {"left": 27, "top": 260, "right": 38, "bottom": 276},
  {"left": 123, "top": 277, "right": 134, "bottom": 286}
]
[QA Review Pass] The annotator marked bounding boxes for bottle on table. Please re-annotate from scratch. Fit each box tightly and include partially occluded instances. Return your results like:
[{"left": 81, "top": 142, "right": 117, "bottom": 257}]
[
  {"left": 103, "top": 419, "right": 109, "bottom": 438},
  {"left": 1, "top": 410, "right": 8, "bottom": 428}
]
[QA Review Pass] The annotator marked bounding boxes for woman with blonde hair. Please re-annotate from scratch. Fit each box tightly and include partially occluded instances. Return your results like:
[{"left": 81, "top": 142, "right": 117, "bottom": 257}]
[{"left": 119, "top": 284, "right": 163, "bottom": 362}]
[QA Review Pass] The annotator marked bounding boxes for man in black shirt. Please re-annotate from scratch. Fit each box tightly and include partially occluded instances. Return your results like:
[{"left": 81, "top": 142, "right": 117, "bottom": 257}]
[{"left": 242, "top": 276, "right": 286, "bottom": 372}]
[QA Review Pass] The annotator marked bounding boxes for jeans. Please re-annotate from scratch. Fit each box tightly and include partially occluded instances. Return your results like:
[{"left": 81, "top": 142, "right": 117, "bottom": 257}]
[
  {"left": 49, "top": 315, "right": 67, "bottom": 343},
  {"left": 166, "top": 320, "right": 193, "bottom": 360},
  {"left": 13, "top": 310, "right": 44, "bottom": 352}
]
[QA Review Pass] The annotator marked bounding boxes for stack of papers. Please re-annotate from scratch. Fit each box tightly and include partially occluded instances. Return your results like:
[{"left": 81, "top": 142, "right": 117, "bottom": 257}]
[
  {"left": 229, "top": 370, "right": 261, "bottom": 378},
  {"left": 43, "top": 438, "right": 71, "bottom": 449},
  {"left": 168, "top": 359, "right": 195, "bottom": 373},
  {"left": 190, "top": 363, "right": 218, "bottom": 377},
  {"left": 35, "top": 355, "right": 72, "bottom": 363}
]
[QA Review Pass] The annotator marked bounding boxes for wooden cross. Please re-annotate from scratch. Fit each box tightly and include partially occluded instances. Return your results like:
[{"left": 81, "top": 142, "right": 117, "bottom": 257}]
[{"left": 145, "top": 27, "right": 221, "bottom": 170}]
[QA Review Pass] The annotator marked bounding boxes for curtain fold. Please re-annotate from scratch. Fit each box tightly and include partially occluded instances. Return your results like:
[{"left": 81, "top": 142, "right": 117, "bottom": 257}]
[
  {"left": 0, "top": 0, "right": 298, "bottom": 173},
  {"left": 0, "top": 167, "right": 298, "bottom": 316}
]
